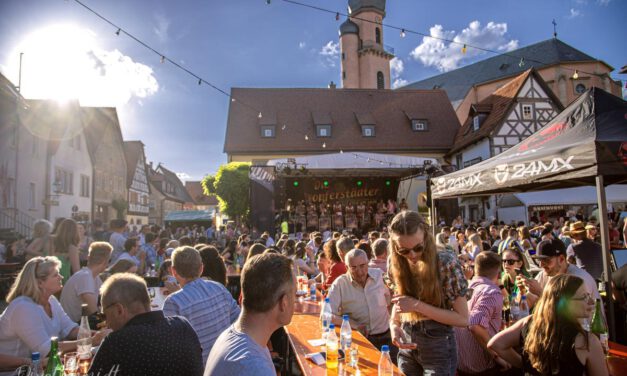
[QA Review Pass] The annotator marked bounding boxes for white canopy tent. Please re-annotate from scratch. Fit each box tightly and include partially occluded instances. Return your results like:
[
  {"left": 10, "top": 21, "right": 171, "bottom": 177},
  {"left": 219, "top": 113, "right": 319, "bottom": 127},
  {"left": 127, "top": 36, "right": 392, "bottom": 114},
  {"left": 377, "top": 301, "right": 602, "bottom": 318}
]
[
  {"left": 266, "top": 152, "right": 438, "bottom": 171},
  {"left": 501, "top": 185, "right": 627, "bottom": 207}
]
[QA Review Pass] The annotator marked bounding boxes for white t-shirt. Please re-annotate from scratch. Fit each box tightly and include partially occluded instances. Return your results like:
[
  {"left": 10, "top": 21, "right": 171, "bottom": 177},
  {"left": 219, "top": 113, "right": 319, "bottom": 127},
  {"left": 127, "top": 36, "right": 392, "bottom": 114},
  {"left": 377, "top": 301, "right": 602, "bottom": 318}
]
[
  {"left": 535, "top": 264, "right": 601, "bottom": 301},
  {"left": 0, "top": 296, "right": 77, "bottom": 366},
  {"left": 60, "top": 267, "right": 102, "bottom": 322}
]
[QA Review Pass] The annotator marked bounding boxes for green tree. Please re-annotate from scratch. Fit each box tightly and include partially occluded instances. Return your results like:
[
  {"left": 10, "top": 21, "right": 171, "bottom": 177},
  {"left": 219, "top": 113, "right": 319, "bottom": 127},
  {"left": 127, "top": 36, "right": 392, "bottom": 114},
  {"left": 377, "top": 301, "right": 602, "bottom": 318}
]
[{"left": 202, "top": 162, "right": 250, "bottom": 222}]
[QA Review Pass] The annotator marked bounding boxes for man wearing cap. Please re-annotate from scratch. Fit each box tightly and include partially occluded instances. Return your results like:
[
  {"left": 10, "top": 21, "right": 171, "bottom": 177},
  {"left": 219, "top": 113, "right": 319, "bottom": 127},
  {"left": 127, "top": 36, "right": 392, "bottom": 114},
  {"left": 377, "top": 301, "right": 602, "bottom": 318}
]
[
  {"left": 519, "top": 238, "right": 600, "bottom": 308},
  {"left": 566, "top": 221, "right": 604, "bottom": 280}
]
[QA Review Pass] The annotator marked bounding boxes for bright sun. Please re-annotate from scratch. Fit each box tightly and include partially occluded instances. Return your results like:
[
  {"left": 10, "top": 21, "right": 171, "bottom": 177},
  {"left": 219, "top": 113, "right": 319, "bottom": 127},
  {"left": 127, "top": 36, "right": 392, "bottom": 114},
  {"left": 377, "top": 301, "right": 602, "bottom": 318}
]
[{"left": 5, "top": 23, "right": 158, "bottom": 107}]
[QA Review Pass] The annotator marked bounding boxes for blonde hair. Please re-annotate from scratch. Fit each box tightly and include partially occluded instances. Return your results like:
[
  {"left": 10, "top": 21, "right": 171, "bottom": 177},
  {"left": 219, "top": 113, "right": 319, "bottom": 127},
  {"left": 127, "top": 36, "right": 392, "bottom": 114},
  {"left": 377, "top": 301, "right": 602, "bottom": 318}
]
[
  {"left": 88, "top": 242, "right": 113, "bottom": 265},
  {"left": 389, "top": 211, "right": 442, "bottom": 322},
  {"left": 6, "top": 256, "right": 61, "bottom": 303},
  {"left": 172, "top": 246, "right": 202, "bottom": 279},
  {"left": 469, "top": 233, "right": 482, "bottom": 248},
  {"left": 32, "top": 219, "right": 53, "bottom": 239}
]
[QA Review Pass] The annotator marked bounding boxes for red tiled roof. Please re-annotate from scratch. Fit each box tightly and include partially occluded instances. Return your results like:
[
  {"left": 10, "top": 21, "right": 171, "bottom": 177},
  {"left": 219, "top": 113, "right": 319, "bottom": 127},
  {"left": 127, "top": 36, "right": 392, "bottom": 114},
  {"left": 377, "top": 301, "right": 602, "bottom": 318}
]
[
  {"left": 185, "top": 181, "right": 218, "bottom": 206},
  {"left": 224, "top": 88, "right": 460, "bottom": 155}
]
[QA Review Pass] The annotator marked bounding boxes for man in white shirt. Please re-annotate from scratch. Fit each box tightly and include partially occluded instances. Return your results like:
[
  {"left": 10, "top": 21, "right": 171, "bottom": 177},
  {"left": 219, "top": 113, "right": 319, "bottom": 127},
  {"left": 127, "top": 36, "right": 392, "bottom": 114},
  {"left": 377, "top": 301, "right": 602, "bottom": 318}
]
[
  {"left": 326, "top": 249, "right": 394, "bottom": 358},
  {"left": 519, "top": 239, "right": 600, "bottom": 309},
  {"left": 61, "top": 242, "right": 112, "bottom": 322}
]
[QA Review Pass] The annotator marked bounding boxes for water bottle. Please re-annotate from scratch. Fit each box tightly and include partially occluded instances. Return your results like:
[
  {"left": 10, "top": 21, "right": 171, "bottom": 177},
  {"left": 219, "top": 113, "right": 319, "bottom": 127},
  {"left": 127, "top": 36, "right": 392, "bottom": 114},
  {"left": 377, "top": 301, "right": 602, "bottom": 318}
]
[
  {"left": 378, "top": 345, "right": 393, "bottom": 376},
  {"left": 77, "top": 304, "right": 92, "bottom": 356},
  {"left": 510, "top": 292, "right": 520, "bottom": 322},
  {"left": 340, "top": 314, "right": 352, "bottom": 352},
  {"left": 321, "top": 298, "right": 332, "bottom": 339},
  {"left": 310, "top": 282, "right": 317, "bottom": 302},
  {"left": 326, "top": 324, "right": 339, "bottom": 369},
  {"left": 518, "top": 295, "right": 529, "bottom": 319},
  {"left": 30, "top": 352, "right": 42, "bottom": 376}
]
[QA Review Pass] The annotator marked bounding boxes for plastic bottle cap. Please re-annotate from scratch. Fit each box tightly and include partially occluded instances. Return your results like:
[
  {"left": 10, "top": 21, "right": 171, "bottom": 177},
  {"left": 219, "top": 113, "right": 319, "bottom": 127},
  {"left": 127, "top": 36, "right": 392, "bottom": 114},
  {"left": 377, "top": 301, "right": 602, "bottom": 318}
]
[
  {"left": 325, "top": 298, "right": 330, "bottom": 303},
  {"left": 343, "top": 314, "right": 349, "bottom": 320},
  {"left": 329, "top": 324, "right": 335, "bottom": 329},
  {"left": 31, "top": 352, "right": 40, "bottom": 361},
  {"left": 381, "top": 345, "right": 389, "bottom": 352},
  {"left": 521, "top": 296, "right": 527, "bottom": 300}
]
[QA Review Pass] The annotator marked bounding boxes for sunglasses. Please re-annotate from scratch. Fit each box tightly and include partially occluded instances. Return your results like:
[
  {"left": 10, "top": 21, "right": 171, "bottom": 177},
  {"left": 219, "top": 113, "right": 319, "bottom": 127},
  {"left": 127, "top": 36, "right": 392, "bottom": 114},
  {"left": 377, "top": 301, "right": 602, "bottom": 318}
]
[
  {"left": 502, "top": 259, "right": 520, "bottom": 265},
  {"left": 396, "top": 242, "right": 425, "bottom": 256},
  {"left": 571, "top": 292, "right": 592, "bottom": 301}
]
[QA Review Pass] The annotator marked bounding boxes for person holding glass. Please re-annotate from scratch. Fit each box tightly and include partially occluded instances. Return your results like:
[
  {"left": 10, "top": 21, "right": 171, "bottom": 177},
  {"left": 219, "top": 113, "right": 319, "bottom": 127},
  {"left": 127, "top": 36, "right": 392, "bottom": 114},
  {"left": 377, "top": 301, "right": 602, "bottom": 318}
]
[
  {"left": 489, "top": 274, "right": 608, "bottom": 376},
  {"left": 0, "top": 256, "right": 108, "bottom": 375},
  {"left": 388, "top": 211, "right": 469, "bottom": 375}
]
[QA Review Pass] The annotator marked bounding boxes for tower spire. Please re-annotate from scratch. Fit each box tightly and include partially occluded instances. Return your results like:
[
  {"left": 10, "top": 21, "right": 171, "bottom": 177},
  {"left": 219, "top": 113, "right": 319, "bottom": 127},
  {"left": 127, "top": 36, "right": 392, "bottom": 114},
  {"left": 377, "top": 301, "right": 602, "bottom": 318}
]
[{"left": 552, "top": 19, "right": 557, "bottom": 39}]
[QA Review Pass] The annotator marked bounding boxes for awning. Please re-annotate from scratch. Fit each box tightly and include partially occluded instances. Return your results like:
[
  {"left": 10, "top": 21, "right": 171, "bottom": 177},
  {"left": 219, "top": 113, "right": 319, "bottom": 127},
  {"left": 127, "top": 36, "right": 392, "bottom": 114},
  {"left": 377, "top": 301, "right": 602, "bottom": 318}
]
[
  {"left": 504, "top": 185, "right": 627, "bottom": 207},
  {"left": 164, "top": 210, "right": 214, "bottom": 222},
  {"left": 266, "top": 152, "right": 438, "bottom": 170}
]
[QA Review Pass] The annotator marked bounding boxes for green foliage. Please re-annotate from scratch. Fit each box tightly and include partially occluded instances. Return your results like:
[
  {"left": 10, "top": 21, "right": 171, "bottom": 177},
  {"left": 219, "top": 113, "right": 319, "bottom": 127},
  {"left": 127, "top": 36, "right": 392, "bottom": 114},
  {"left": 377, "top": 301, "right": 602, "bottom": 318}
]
[
  {"left": 201, "top": 175, "right": 217, "bottom": 196},
  {"left": 206, "top": 162, "right": 250, "bottom": 220},
  {"left": 111, "top": 198, "right": 128, "bottom": 219}
]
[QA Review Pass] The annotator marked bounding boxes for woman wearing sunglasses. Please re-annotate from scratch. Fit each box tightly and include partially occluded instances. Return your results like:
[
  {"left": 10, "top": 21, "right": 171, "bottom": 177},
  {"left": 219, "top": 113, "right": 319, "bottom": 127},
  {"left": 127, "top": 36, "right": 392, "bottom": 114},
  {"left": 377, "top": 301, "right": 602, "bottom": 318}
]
[
  {"left": 500, "top": 245, "right": 530, "bottom": 297},
  {"left": 388, "top": 211, "right": 469, "bottom": 375},
  {"left": 489, "top": 274, "right": 607, "bottom": 376}
]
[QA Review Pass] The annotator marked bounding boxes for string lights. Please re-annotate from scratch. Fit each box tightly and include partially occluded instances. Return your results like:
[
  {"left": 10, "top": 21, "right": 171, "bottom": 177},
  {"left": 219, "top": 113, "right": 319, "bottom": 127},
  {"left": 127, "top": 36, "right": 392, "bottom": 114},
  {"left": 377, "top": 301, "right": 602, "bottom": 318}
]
[
  {"left": 461, "top": 44, "right": 467, "bottom": 54},
  {"left": 572, "top": 70, "right": 579, "bottom": 80},
  {"left": 400, "top": 29, "right": 406, "bottom": 38}
]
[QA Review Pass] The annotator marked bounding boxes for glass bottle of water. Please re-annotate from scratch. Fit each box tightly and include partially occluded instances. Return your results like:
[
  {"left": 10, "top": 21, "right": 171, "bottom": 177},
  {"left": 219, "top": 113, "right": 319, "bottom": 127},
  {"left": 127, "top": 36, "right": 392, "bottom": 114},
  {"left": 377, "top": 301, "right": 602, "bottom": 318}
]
[{"left": 77, "top": 304, "right": 92, "bottom": 357}]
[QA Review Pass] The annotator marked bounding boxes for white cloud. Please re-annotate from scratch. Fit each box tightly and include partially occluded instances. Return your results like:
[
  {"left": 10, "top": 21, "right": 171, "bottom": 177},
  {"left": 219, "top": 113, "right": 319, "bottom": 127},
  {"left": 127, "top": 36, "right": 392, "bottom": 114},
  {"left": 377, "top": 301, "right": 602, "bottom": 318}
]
[
  {"left": 299, "top": 41, "right": 306, "bottom": 49},
  {"left": 319, "top": 40, "right": 340, "bottom": 67},
  {"left": 154, "top": 13, "right": 170, "bottom": 43},
  {"left": 392, "top": 78, "right": 409, "bottom": 89},
  {"left": 390, "top": 57, "right": 404, "bottom": 78},
  {"left": 6, "top": 24, "right": 158, "bottom": 107},
  {"left": 567, "top": 8, "right": 582, "bottom": 19},
  {"left": 409, "top": 20, "right": 519, "bottom": 72},
  {"left": 598, "top": 0, "right": 611, "bottom": 5}
]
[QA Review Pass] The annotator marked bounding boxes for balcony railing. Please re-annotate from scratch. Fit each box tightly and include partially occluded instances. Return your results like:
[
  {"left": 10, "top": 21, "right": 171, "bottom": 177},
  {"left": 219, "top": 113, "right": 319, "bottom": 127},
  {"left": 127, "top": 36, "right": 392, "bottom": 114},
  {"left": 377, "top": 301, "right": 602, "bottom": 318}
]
[{"left": 359, "top": 40, "right": 395, "bottom": 55}]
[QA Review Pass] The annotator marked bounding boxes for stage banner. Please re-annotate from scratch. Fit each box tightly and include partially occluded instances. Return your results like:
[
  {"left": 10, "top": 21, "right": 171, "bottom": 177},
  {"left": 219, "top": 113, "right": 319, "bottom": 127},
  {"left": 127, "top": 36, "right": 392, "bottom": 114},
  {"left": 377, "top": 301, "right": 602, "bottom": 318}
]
[
  {"left": 284, "top": 177, "right": 398, "bottom": 206},
  {"left": 249, "top": 166, "right": 277, "bottom": 234}
]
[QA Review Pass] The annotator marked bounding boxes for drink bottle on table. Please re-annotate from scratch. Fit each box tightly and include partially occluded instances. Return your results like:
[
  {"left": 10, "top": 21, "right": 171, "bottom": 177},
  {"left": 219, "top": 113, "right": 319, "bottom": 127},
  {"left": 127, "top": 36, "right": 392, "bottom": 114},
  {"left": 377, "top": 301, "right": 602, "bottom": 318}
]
[
  {"left": 321, "top": 297, "right": 332, "bottom": 340},
  {"left": 326, "top": 324, "right": 339, "bottom": 369},
  {"left": 45, "top": 337, "right": 64, "bottom": 376},
  {"left": 378, "top": 345, "right": 393, "bottom": 376},
  {"left": 31, "top": 352, "right": 42, "bottom": 376},
  {"left": 77, "top": 304, "right": 92, "bottom": 356},
  {"left": 340, "top": 314, "right": 352, "bottom": 352},
  {"left": 590, "top": 298, "right": 609, "bottom": 354}
]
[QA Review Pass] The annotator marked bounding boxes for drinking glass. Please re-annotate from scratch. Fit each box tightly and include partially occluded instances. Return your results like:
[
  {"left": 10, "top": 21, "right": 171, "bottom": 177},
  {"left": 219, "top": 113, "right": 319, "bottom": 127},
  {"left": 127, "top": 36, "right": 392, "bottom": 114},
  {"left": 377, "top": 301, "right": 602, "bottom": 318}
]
[
  {"left": 149, "top": 287, "right": 156, "bottom": 299},
  {"left": 63, "top": 352, "right": 79, "bottom": 376},
  {"left": 349, "top": 344, "right": 359, "bottom": 368},
  {"left": 77, "top": 352, "right": 92, "bottom": 375}
]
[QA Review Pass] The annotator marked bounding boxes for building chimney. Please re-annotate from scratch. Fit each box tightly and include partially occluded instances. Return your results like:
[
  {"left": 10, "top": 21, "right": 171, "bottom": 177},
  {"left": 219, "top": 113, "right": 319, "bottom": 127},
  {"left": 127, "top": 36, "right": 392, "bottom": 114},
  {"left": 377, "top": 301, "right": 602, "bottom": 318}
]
[{"left": 328, "top": 81, "right": 336, "bottom": 89}]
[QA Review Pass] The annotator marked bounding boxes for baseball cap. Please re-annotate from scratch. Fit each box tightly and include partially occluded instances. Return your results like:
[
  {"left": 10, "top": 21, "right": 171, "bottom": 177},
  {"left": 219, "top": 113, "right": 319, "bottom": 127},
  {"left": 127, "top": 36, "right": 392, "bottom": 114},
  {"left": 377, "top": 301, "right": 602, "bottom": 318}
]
[{"left": 533, "top": 239, "right": 566, "bottom": 259}]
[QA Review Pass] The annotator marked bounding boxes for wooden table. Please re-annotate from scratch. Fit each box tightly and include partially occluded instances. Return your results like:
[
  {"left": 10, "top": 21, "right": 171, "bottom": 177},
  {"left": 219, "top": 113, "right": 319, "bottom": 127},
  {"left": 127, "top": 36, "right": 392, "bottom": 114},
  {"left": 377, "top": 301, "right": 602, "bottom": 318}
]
[
  {"left": 608, "top": 341, "right": 627, "bottom": 376},
  {"left": 285, "top": 298, "right": 402, "bottom": 376}
]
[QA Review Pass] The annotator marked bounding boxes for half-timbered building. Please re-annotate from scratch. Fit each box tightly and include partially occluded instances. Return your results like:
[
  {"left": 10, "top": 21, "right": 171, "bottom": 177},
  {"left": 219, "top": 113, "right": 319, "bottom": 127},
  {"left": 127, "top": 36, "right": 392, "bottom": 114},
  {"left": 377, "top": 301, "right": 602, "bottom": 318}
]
[
  {"left": 123, "top": 141, "right": 151, "bottom": 226},
  {"left": 447, "top": 69, "right": 563, "bottom": 222}
]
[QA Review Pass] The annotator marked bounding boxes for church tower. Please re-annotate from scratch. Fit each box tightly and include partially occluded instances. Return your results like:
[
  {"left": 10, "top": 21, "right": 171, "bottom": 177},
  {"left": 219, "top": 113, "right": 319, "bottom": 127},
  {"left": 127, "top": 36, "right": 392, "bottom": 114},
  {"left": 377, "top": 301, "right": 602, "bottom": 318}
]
[{"left": 339, "top": 0, "right": 393, "bottom": 89}]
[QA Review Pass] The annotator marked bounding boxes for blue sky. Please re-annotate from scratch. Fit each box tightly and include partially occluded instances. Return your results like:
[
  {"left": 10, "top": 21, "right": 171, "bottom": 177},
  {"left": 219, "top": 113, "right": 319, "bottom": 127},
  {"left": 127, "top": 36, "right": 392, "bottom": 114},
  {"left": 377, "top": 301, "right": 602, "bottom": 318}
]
[{"left": 0, "top": 0, "right": 625, "bottom": 181}]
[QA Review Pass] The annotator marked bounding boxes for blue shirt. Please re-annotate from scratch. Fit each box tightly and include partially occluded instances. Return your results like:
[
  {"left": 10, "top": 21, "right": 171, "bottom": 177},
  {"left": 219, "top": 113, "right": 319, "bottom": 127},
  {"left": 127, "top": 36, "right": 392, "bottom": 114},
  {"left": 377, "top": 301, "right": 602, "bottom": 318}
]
[
  {"left": 163, "top": 278, "right": 240, "bottom": 365},
  {"left": 142, "top": 243, "right": 157, "bottom": 266},
  {"left": 204, "top": 325, "right": 275, "bottom": 376}
]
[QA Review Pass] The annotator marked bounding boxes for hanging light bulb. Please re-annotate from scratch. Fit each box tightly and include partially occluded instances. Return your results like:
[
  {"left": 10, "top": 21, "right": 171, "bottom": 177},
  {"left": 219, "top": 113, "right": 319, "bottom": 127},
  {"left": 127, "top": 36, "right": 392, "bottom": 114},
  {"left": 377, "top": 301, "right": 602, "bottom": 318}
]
[
  {"left": 258, "top": 112, "right": 262, "bottom": 118},
  {"left": 115, "top": 28, "right": 121, "bottom": 36},
  {"left": 322, "top": 142, "right": 326, "bottom": 148},
  {"left": 572, "top": 70, "right": 579, "bottom": 80},
  {"left": 160, "top": 56, "right": 165, "bottom": 64},
  {"left": 266, "top": 0, "right": 271, "bottom": 4},
  {"left": 198, "top": 79, "right": 202, "bottom": 85},
  {"left": 461, "top": 44, "right": 467, "bottom": 54},
  {"left": 518, "top": 57, "right": 525, "bottom": 68},
  {"left": 281, "top": 124, "right": 286, "bottom": 130},
  {"left": 231, "top": 98, "right": 236, "bottom": 102},
  {"left": 400, "top": 29, "right": 406, "bottom": 38},
  {"left": 335, "top": 12, "right": 340, "bottom": 21},
  {"left": 305, "top": 135, "right": 309, "bottom": 140},
  {"left": 340, "top": 150, "right": 344, "bottom": 154}
]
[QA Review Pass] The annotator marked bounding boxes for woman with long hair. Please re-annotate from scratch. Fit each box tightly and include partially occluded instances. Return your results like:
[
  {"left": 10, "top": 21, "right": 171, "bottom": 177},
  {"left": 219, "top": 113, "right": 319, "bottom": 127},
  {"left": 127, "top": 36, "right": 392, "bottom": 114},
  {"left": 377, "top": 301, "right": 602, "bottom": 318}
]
[
  {"left": 500, "top": 245, "right": 530, "bottom": 296},
  {"left": 467, "top": 233, "right": 483, "bottom": 260},
  {"left": 198, "top": 245, "right": 227, "bottom": 286},
  {"left": 518, "top": 226, "right": 536, "bottom": 249},
  {"left": 0, "top": 257, "right": 107, "bottom": 362},
  {"left": 388, "top": 211, "right": 468, "bottom": 375},
  {"left": 435, "top": 232, "right": 455, "bottom": 254},
  {"left": 25, "top": 219, "right": 54, "bottom": 260},
  {"left": 489, "top": 274, "right": 607, "bottom": 376},
  {"left": 322, "top": 239, "right": 346, "bottom": 290},
  {"left": 52, "top": 218, "right": 81, "bottom": 281},
  {"left": 288, "top": 241, "right": 316, "bottom": 276}
]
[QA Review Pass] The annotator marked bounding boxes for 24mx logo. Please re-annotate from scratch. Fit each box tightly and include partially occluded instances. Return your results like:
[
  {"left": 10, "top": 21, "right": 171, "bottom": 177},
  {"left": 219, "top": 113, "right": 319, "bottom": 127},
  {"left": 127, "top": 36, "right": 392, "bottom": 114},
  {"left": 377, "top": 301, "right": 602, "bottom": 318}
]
[{"left": 492, "top": 156, "right": 575, "bottom": 184}]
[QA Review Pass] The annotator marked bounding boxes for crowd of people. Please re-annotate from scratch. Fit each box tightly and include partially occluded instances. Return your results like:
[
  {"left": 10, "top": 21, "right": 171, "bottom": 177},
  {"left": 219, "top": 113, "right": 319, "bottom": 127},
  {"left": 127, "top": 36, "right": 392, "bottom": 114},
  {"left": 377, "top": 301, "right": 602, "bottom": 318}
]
[{"left": 0, "top": 209, "right": 624, "bottom": 375}]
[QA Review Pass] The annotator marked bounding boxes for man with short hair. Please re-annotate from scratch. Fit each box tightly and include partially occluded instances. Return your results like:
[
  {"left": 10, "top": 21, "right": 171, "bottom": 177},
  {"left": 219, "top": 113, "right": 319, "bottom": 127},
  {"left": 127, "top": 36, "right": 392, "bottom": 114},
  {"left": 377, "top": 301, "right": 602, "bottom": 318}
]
[
  {"left": 61, "top": 242, "right": 112, "bottom": 322},
  {"left": 205, "top": 253, "right": 295, "bottom": 376},
  {"left": 368, "top": 231, "right": 380, "bottom": 243},
  {"left": 108, "top": 219, "right": 128, "bottom": 264},
  {"left": 497, "top": 228, "right": 518, "bottom": 254},
  {"left": 455, "top": 252, "right": 509, "bottom": 375},
  {"left": 142, "top": 232, "right": 158, "bottom": 266},
  {"left": 90, "top": 273, "right": 203, "bottom": 376},
  {"left": 566, "top": 221, "right": 604, "bottom": 280},
  {"left": 117, "top": 237, "right": 146, "bottom": 274},
  {"left": 163, "top": 246, "right": 240, "bottom": 365},
  {"left": 522, "top": 238, "right": 600, "bottom": 307},
  {"left": 336, "top": 236, "right": 355, "bottom": 261},
  {"left": 368, "top": 238, "right": 389, "bottom": 274},
  {"left": 326, "top": 249, "right": 393, "bottom": 358}
]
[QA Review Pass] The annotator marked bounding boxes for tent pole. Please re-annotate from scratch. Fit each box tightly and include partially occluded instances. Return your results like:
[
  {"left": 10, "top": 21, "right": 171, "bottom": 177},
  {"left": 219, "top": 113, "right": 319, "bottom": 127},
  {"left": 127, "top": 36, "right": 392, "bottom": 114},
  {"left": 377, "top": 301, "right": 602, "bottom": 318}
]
[{"left": 595, "top": 175, "right": 616, "bottom": 341}]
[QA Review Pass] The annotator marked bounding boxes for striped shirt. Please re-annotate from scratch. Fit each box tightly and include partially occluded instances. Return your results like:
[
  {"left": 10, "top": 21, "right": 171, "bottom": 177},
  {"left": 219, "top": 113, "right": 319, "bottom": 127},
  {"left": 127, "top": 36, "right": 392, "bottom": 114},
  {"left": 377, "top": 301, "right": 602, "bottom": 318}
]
[
  {"left": 163, "top": 278, "right": 240, "bottom": 365},
  {"left": 454, "top": 276, "right": 503, "bottom": 374}
]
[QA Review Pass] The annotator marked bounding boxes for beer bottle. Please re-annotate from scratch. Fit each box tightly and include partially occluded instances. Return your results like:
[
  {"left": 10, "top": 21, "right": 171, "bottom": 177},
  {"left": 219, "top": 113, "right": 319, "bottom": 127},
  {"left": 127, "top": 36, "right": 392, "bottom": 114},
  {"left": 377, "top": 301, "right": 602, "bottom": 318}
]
[
  {"left": 590, "top": 299, "right": 609, "bottom": 354},
  {"left": 44, "top": 337, "right": 64, "bottom": 376}
]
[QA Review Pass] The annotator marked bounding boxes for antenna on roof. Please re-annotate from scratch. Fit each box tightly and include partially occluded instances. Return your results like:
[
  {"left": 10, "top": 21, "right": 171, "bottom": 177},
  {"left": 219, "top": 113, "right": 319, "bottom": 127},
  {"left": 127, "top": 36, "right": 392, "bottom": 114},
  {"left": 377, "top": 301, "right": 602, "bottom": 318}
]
[{"left": 552, "top": 19, "right": 557, "bottom": 39}]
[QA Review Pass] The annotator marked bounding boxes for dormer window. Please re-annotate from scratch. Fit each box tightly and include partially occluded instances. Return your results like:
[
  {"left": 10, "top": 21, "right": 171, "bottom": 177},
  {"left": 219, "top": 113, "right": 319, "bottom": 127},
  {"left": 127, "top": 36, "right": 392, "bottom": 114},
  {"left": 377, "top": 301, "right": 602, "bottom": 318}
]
[
  {"left": 411, "top": 119, "right": 428, "bottom": 132},
  {"left": 362, "top": 126, "right": 375, "bottom": 137},
  {"left": 473, "top": 116, "right": 481, "bottom": 131},
  {"left": 316, "top": 125, "right": 332, "bottom": 137},
  {"left": 260, "top": 125, "right": 275, "bottom": 138}
]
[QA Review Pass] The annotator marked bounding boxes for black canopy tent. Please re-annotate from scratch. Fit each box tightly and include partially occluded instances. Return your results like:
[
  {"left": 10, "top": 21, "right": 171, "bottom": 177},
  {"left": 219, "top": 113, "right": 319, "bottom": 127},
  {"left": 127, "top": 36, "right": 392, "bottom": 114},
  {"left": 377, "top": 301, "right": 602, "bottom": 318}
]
[{"left": 431, "top": 87, "right": 627, "bottom": 339}]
